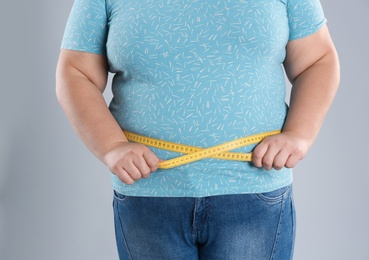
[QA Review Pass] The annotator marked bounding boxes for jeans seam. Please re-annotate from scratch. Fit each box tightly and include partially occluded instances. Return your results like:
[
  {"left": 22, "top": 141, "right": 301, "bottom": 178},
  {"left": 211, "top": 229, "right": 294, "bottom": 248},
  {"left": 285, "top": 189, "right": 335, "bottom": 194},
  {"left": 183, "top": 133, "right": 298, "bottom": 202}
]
[
  {"left": 256, "top": 185, "right": 291, "bottom": 204},
  {"left": 114, "top": 190, "right": 130, "bottom": 204},
  {"left": 115, "top": 200, "right": 134, "bottom": 260},
  {"left": 290, "top": 192, "right": 296, "bottom": 259},
  {"left": 269, "top": 196, "right": 286, "bottom": 260}
]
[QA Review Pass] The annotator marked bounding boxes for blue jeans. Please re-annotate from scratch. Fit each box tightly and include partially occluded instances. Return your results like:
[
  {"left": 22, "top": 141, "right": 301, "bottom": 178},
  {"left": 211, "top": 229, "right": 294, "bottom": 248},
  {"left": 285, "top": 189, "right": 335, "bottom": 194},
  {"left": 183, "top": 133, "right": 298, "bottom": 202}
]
[{"left": 113, "top": 185, "right": 295, "bottom": 260}]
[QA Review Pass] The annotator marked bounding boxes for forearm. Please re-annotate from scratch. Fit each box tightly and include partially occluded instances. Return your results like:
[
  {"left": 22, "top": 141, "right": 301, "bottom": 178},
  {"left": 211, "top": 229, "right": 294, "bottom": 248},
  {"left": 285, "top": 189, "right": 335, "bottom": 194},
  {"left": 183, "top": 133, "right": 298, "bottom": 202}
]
[
  {"left": 283, "top": 50, "right": 340, "bottom": 146},
  {"left": 56, "top": 50, "right": 159, "bottom": 183},
  {"left": 253, "top": 25, "right": 339, "bottom": 170},
  {"left": 56, "top": 74, "right": 128, "bottom": 162}
]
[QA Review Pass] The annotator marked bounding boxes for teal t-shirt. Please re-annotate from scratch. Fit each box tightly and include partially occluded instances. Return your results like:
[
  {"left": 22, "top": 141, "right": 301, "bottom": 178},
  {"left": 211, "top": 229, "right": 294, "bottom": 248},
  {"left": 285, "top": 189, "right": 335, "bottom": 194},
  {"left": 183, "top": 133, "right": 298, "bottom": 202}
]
[{"left": 62, "top": 0, "right": 326, "bottom": 197}]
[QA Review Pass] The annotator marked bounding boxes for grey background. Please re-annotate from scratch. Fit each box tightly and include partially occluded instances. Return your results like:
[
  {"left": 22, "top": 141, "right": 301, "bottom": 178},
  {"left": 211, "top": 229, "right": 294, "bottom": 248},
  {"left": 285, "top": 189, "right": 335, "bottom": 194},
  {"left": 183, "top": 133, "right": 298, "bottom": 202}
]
[{"left": 0, "top": 0, "right": 368, "bottom": 259}]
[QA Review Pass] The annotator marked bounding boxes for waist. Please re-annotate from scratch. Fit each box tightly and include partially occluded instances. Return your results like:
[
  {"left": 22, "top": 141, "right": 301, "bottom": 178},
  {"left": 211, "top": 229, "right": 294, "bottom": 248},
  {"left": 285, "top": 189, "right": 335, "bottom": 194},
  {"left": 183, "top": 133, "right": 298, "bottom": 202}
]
[{"left": 123, "top": 130, "right": 281, "bottom": 169}]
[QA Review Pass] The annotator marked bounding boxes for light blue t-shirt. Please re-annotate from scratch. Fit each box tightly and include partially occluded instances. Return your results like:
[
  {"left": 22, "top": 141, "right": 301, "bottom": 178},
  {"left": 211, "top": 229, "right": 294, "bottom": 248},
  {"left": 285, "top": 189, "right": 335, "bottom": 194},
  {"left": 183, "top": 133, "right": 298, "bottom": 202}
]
[{"left": 62, "top": 0, "right": 326, "bottom": 197}]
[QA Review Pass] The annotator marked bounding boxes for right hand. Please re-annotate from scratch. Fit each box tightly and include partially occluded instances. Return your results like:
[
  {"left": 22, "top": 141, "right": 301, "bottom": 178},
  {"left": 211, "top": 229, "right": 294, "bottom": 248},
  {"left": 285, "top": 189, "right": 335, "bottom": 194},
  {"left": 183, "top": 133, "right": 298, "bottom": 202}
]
[{"left": 103, "top": 142, "right": 160, "bottom": 185}]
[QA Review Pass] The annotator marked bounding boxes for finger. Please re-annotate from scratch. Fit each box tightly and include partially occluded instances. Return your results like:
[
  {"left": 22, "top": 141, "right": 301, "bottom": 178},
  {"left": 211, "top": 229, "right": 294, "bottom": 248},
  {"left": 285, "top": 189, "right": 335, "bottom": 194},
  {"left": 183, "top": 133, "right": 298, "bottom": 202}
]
[
  {"left": 122, "top": 161, "right": 143, "bottom": 181},
  {"left": 143, "top": 150, "right": 160, "bottom": 172},
  {"left": 273, "top": 150, "right": 291, "bottom": 170},
  {"left": 252, "top": 142, "right": 269, "bottom": 168},
  {"left": 285, "top": 153, "right": 301, "bottom": 168},
  {"left": 115, "top": 168, "right": 135, "bottom": 185},
  {"left": 261, "top": 144, "right": 281, "bottom": 170},
  {"left": 132, "top": 157, "right": 152, "bottom": 178}
]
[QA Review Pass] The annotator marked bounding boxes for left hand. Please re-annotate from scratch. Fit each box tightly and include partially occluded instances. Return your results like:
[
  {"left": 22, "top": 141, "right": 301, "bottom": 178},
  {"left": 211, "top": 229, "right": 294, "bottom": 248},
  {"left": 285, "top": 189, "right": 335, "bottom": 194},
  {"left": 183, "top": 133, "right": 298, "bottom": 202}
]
[{"left": 252, "top": 132, "right": 311, "bottom": 170}]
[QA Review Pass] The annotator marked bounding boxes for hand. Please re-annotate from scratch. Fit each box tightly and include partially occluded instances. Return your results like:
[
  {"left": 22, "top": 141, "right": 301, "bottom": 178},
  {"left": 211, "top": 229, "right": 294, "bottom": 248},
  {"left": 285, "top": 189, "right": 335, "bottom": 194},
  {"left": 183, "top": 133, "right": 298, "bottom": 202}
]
[
  {"left": 252, "top": 132, "right": 311, "bottom": 170},
  {"left": 103, "top": 142, "right": 160, "bottom": 185}
]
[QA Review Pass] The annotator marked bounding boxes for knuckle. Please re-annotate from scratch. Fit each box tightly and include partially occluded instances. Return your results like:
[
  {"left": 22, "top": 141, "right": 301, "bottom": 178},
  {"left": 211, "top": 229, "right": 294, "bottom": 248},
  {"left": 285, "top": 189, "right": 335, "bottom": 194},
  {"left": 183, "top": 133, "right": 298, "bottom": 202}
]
[
  {"left": 263, "top": 161, "right": 272, "bottom": 169},
  {"left": 137, "top": 143, "right": 149, "bottom": 153},
  {"left": 150, "top": 165, "right": 158, "bottom": 172},
  {"left": 289, "top": 145, "right": 298, "bottom": 153},
  {"left": 143, "top": 168, "right": 151, "bottom": 176},
  {"left": 290, "top": 145, "right": 305, "bottom": 158},
  {"left": 292, "top": 150, "right": 303, "bottom": 160},
  {"left": 131, "top": 174, "right": 141, "bottom": 181},
  {"left": 285, "top": 161, "right": 295, "bottom": 168},
  {"left": 266, "top": 136, "right": 279, "bottom": 146},
  {"left": 274, "top": 164, "right": 284, "bottom": 170},
  {"left": 154, "top": 157, "right": 160, "bottom": 164},
  {"left": 149, "top": 158, "right": 160, "bottom": 170},
  {"left": 127, "top": 149, "right": 139, "bottom": 157},
  {"left": 271, "top": 138, "right": 280, "bottom": 145},
  {"left": 111, "top": 164, "right": 121, "bottom": 173},
  {"left": 148, "top": 158, "right": 159, "bottom": 167},
  {"left": 263, "top": 136, "right": 273, "bottom": 143},
  {"left": 118, "top": 173, "right": 134, "bottom": 185},
  {"left": 142, "top": 172, "right": 151, "bottom": 178},
  {"left": 253, "top": 150, "right": 263, "bottom": 159},
  {"left": 273, "top": 157, "right": 286, "bottom": 170},
  {"left": 286, "top": 157, "right": 300, "bottom": 168},
  {"left": 297, "top": 149, "right": 305, "bottom": 159},
  {"left": 124, "top": 179, "right": 135, "bottom": 185},
  {"left": 253, "top": 162, "right": 262, "bottom": 168},
  {"left": 142, "top": 145, "right": 151, "bottom": 152}
]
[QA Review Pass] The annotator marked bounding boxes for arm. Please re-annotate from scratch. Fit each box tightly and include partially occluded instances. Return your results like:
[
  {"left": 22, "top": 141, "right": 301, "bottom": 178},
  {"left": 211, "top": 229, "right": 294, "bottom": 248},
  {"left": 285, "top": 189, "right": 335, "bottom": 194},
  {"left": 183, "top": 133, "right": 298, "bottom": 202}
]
[
  {"left": 253, "top": 24, "right": 340, "bottom": 170},
  {"left": 56, "top": 49, "right": 159, "bottom": 184}
]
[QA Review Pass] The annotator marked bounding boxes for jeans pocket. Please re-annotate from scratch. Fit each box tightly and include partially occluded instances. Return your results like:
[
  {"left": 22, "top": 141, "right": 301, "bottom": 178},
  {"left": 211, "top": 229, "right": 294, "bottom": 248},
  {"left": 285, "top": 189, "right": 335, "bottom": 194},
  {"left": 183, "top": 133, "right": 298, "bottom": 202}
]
[
  {"left": 256, "top": 185, "right": 291, "bottom": 204},
  {"left": 113, "top": 190, "right": 130, "bottom": 204}
]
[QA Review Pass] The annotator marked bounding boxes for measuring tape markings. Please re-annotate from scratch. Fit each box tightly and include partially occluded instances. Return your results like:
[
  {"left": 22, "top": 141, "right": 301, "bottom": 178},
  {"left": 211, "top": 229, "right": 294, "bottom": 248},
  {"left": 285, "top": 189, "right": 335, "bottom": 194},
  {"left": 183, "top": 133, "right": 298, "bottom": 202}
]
[
  {"left": 124, "top": 131, "right": 252, "bottom": 160},
  {"left": 123, "top": 130, "right": 281, "bottom": 169}
]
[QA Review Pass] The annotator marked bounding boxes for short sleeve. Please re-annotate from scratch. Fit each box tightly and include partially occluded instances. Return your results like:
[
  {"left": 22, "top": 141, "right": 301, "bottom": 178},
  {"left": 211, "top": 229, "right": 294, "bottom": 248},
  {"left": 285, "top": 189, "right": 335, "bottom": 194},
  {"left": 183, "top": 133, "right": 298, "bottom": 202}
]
[
  {"left": 61, "top": 0, "right": 108, "bottom": 55},
  {"left": 287, "top": 0, "right": 327, "bottom": 41}
]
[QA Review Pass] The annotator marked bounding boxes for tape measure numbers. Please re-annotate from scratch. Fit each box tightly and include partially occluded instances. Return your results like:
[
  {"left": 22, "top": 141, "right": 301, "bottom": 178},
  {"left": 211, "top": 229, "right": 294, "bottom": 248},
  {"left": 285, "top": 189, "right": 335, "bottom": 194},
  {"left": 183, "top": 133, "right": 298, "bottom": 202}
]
[{"left": 123, "top": 130, "right": 281, "bottom": 169}]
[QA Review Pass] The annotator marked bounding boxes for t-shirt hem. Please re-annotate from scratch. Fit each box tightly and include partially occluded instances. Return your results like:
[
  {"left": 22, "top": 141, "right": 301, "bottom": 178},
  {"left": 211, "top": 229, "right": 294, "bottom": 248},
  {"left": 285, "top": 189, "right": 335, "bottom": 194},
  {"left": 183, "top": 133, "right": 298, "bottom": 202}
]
[
  {"left": 289, "top": 18, "right": 327, "bottom": 41},
  {"left": 112, "top": 178, "right": 293, "bottom": 198},
  {"left": 60, "top": 44, "right": 106, "bottom": 56}
]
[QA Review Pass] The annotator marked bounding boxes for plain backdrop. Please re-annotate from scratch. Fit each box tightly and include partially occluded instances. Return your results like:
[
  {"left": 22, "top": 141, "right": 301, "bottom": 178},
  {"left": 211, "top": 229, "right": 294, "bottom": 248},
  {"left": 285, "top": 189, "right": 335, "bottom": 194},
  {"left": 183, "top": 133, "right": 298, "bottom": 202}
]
[{"left": 1, "top": 0, "right": 368, "bottom": 259}]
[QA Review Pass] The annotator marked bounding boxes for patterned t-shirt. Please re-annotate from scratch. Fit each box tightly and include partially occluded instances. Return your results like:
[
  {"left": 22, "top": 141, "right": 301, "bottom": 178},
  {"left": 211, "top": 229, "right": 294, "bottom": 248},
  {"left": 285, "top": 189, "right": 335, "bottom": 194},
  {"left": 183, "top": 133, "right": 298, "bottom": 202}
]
[{"left": 62, "top": 0, "right": 326, "bottom": 197}]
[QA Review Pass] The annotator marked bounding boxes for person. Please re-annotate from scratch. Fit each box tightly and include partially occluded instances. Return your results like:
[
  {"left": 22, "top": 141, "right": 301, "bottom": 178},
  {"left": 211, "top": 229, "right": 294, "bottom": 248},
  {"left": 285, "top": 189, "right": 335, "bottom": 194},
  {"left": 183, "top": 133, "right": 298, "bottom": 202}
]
[{"left": 56, "top": 0, "right": 339, "bottom": 259}]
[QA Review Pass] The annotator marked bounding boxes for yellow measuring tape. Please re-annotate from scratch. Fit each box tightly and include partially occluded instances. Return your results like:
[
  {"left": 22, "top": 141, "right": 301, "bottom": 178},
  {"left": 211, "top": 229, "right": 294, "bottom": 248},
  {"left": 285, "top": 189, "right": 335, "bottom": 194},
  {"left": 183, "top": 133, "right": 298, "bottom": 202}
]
[{"left": 123, "top": 130, "right": 281, "bottom": 169}]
